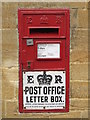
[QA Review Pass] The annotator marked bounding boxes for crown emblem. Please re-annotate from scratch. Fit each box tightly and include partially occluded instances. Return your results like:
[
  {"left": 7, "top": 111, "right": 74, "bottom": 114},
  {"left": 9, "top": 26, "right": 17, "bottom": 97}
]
[
  {"left": 37, "top": 71, "right": 52, "bottom": 85},
  {"left": 40, "top": 15, "right": 48, "bottom": 24}
]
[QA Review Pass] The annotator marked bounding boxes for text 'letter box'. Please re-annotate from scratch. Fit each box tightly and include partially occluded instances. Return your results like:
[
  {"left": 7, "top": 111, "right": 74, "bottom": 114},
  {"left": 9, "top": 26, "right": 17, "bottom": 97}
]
[{"left": 18, "top": 9, "right": 70, "bottom": 113}]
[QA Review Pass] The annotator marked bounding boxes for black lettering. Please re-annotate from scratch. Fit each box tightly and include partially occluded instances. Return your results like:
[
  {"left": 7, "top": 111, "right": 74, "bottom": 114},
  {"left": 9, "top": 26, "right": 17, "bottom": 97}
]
[
  {"left": 24, "top": 87, "right": 29, "bottom": 94},
  {"left": 51, "top": 96, "right": 63, "bottom": 102},
  {"left": 34, "top": 87, "right": 37, "bottom": 94},
  {"left": 26, "top": 96, "right": 29, "bottom": 102},
  {"left": 27, "top": 75, "right": 34, "bottom": 83},
  {"left": 34, "top": 96, "right": 36, "bottom": 102},
  {"left": 57, "top": 86, "right": 60, "bottom": 94},
  {"left": 48, "top": 87, "right": 52, "bottom": 94},
  {"left": 51, "top": 96, "right": 54, "bottom": 102},
  {"left": 61, "top": 86, "right": 65, "bottom": 94},
  {"left": 55, "top": 96, "right": 58, "bottom": 102},
  {"left": 30, "top": 96, "right": 33, "bottom": 102},
  {"left": 41, "top": 96, "right": 44, "bottom": 102},
  {"left": 38, "top": 96, "right": 40, "bottom": 102},
  {"left": 55, "top": 75, "right": 63, "bottom": 84},
  {"left": 29, "top": 87, "right": 33, "bottom": 94},
  {"left": 59, "top": 96, "right": 62, "bottom": 102},
  {"left": 45, "top": 96, "right": 48, "bottom": 102},
  {"left": 43, "top": 87, "right": 47, "bottom": 94},
  {"left": 51, "top": 87, "right": 56, "bottom": 94},
  {"left": 38, "top": 87, "right": 42, "bottom": 94}
]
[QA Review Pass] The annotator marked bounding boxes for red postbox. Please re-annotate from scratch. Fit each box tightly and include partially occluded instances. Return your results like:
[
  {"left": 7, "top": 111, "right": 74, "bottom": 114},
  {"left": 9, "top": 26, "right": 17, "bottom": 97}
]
[{"left": 18, "top": 9, "right": 70, "bottom": 113}]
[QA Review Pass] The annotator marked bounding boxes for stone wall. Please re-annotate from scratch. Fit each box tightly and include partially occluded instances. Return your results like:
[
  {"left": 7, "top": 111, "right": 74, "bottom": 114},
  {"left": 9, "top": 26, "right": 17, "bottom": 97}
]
[{"left": 2, "top": 2, "right": 89, "bottom": 118}]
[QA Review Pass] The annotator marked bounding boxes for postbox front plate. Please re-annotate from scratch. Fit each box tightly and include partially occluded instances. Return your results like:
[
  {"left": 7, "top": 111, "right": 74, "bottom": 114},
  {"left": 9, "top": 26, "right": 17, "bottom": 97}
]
[{"left": 18, "top": 9, "right": 70, "bottom": 113}]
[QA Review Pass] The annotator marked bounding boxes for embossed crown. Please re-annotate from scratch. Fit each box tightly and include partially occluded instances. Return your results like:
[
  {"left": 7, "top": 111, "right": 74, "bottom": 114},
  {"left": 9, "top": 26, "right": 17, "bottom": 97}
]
[
  {"left": 40, "top": 15, "right": 48, "bottom": 24},
  {"left": 37, "top": 71, "right": 52, "bottom": 85}
]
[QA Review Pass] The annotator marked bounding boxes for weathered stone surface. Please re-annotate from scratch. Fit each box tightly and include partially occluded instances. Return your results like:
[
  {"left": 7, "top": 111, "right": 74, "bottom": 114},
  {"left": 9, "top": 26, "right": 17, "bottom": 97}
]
[
  {"left": 0, "top": 67, "right": 2, "bottom": 119},
  {"left": 0, "top": 3, "right": 2, "bottom": 29},
  {"left": 71, "top": 29, "right": 88, "bottom": 50},
  {"left": 86, "top": 2, "right": 89, "bottom": 9},
  {"left": 81, "top": 110, "right": 88, "bottom": 118},
  {"left": 2, "top": 79, "right": 15, "bottom": 99},
  {"left": 2, "top": 67, "right": 19, "bottom": 100},
  {"left": 2, "top": 51, "right": 18, "bottom": 67},
  {"left": 2, "top": 67, "right": 18, "bottom": 82},
  {"left": 70, "top": 98, "right": 88, "bottom": 110},
  {"left": 70, "top": 9, "right": 78, "bottom": 28},
  {"left": 71, "top": 64, "right": 88, "bottom": 80},
  {"left": 2, "top": 3, "right": 18, "bottom": 29},
  {"left": 70, "top": 50, "right": 88, "bottom": 62},
  {"left": 49, "top": 111, "right": 81, "bottom": 118},
  {"left": 0, "top": 30, "right": 2, "bottom": 52},
  {"left": 71, "top": 81, "right": 88, "bottom": 98},
  {"left": 2, "top": 2, "right": 86, "bottom": 29},
  {"left": 77, "top": 9, "right": 88, "bottom": 28},
  {"left": 18, "top": 2, "right": 86, "bottom": 9},
  {"left": 2, "top": 30, "right": 18, "bottom": 52},
  {"left": 88, "top": 29, "right": 90, "bottom": 51},
  {"left": 0, "top": 100, "right": 2, "bottom": 119},
  {"left": 2, "top": 100, "right": 6, "bottom": 118},
  {"left": 6, "top": 100, "right": 18, "bottom": 118},
  {"left": 14, "top": 81, "right": 18, "bottom": 99}
]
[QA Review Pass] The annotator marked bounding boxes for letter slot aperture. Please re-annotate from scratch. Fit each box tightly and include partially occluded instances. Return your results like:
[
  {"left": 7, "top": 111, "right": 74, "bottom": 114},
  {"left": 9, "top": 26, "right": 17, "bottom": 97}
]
[{"left": 29, "top": 27, "right": 60, "bottom": 38}]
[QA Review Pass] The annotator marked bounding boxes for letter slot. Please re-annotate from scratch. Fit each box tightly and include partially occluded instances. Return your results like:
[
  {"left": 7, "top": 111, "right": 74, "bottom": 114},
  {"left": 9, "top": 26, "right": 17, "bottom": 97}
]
[{"left": 29, "top": 27, "right": 60, "bottom": 38}]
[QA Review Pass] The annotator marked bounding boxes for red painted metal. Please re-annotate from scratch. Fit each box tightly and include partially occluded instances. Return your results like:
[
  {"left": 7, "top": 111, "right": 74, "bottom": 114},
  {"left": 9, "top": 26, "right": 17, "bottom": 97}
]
[{"left": 18, "top": 9, "right": 70, "bottom": 113}]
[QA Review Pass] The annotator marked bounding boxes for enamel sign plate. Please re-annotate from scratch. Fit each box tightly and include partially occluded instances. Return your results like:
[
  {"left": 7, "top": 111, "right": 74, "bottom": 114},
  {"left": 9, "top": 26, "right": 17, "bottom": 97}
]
[{"left": 23, "top": 71, "right": 66, "bottom": 110}]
